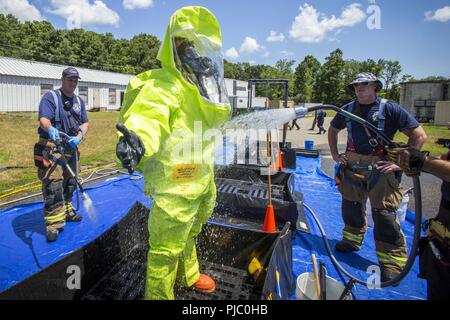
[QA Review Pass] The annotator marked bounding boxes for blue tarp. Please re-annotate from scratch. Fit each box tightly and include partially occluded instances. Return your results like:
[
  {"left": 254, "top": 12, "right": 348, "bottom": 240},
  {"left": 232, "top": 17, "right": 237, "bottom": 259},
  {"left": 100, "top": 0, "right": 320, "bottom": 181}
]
[
  {"left": 0, "top": 174, "right": 151, "bottom": 293},
  {"left": 0, "top": 155, "right": 427, "bottom": 299},
  {"left": 288, "top": 155, "right": 426, "bottom": 300}
]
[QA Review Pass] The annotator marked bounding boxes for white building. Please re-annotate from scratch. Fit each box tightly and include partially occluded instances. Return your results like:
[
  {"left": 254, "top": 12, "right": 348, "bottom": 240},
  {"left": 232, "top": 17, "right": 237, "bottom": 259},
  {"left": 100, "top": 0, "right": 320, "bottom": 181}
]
[
  {"left": 0, "top": 56, "right": 255, "bottom": 113},
  {"left": 0, "top": 56, "right": 134, "bottom": 112},
  {"left": 400, "top": 80, "right": 450, "bottom": 122}
]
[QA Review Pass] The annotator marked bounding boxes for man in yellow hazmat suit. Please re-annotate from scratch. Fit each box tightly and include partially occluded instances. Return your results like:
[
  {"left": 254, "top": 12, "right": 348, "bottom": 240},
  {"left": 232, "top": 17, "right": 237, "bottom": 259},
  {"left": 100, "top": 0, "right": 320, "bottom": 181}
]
[{"left": 116, "top": 6, "right": 231, "bottom": 299}]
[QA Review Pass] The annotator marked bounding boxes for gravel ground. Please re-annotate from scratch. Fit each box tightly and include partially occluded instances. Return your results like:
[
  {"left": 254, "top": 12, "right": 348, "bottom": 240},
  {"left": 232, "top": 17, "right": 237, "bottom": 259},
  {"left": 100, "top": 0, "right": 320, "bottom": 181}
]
[{"left": 283, "top": 117, "right": 442, "bottom": 218}]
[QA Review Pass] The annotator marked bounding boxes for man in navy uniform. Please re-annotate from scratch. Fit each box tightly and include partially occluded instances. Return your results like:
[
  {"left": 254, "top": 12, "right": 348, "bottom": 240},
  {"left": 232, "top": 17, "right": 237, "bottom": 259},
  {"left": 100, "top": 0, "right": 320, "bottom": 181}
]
[{"left": 34, "top": 67, "right": 89, "bottom": 242}]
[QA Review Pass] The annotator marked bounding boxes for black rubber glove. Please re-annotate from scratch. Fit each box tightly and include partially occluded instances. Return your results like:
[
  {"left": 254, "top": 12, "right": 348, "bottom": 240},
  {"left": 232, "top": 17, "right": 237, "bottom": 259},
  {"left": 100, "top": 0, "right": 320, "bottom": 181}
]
[
  {"left": 116, "top": 124, "right": 145, "bottom": 173},
  {"left": 387, "top": 142, "right": 429, "bottom": 176}
]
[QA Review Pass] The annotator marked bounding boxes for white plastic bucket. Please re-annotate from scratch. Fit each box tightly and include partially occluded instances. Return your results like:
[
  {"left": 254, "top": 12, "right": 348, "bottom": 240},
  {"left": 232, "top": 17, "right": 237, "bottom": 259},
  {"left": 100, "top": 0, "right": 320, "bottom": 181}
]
[
  {"left": 366, "top": 199, "right": 374, "bottom": 228},
  {"left": 296, "top": 272, "right": 352, "bottom": 300},
  {"left": 396, "top": 193, "right": 409, "bottom": 223}
]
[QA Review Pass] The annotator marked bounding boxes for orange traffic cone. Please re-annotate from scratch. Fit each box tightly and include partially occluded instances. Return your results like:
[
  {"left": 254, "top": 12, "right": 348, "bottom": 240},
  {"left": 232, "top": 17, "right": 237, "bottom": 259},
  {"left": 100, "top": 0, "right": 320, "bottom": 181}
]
[
  {"left": 271, "top": 149, "right": 285, "bottom": 172},
  {"left": 277, "top": 150, "right": 285, "bottom": 171},
  {"left": 263, "top": 204, "right": 277, "bottom": 232}
]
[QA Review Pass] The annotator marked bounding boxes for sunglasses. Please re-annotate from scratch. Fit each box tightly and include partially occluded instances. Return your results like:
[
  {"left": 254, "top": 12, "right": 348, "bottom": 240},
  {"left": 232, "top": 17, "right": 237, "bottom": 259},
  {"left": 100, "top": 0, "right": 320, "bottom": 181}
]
[{"left": 353, "top": 82, "right": 371, "bottom": 88}]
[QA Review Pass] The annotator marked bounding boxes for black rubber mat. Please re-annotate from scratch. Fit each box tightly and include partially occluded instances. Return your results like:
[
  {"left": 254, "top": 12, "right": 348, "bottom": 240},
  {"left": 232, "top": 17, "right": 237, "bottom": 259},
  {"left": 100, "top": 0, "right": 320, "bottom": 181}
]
[
  {"left": 81, "top": 246, "right": 146, "bottom": 300},
  {"left": 175, "top": 261, "right": 261, "bottom": 300},
  {"left": 82, "top": 251, "right": 261, "bottom": 300},
  {"left": 216, "top": 178, "right": 285, "bottom": 201}
]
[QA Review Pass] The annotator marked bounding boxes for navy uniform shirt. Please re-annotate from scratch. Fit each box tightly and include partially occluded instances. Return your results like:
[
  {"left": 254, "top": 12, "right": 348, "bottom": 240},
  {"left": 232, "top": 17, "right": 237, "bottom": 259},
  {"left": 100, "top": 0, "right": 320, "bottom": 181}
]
[
  {"left": 38, "top": 90, "right": 88, "bottom": 139},
  {"left": 330, "top": 97, "right": 419, "bottom": 155}
]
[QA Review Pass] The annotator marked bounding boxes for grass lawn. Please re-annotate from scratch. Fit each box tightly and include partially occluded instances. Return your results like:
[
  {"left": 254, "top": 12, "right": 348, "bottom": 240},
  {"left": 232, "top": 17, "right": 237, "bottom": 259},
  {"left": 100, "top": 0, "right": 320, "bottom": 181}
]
[
  {"left": 394, "top": 124, "right": 450, "bottom": 156},
  {"left": 0, "top": 111, "right": 120, "bottom": 195}
]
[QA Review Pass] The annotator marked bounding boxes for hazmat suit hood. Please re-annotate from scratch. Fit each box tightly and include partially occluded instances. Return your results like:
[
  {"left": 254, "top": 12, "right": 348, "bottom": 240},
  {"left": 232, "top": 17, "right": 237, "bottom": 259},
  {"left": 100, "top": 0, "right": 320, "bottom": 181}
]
[
  {"left": 158, "top": 6, "right": 229, "bottom": 106},
  {"left": 119, "top": 6, "right": 231, "bottom": 199}
]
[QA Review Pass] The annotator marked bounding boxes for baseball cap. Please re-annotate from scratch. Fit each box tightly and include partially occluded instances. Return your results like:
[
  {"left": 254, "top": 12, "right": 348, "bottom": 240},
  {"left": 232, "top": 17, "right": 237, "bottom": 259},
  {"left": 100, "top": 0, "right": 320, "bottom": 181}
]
[{"left": 62, "top": 67, "right": 81, "bottom": 79}]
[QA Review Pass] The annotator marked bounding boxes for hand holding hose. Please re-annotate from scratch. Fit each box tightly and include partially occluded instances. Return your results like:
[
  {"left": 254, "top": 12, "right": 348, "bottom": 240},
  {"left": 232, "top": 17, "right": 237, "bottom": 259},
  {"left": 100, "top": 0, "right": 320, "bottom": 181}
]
[
  {"left": 387, "top": 143, "right": 429, "bottom": 177},
  {"left": 116, "top": 123, "right": 145, "bottom": 174},
  {"left": 68, "top": 136, "right": 81, "bottom": 149},
  {"left": 48, "top": 126, "right": 61, "bottom": 143}
]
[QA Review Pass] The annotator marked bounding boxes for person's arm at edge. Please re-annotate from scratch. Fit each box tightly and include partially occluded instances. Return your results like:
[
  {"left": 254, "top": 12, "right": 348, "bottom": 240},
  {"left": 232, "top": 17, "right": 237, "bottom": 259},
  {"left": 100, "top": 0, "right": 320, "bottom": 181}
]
[{"left": 422, "top": 156, "right": 450, "bottom": 182}]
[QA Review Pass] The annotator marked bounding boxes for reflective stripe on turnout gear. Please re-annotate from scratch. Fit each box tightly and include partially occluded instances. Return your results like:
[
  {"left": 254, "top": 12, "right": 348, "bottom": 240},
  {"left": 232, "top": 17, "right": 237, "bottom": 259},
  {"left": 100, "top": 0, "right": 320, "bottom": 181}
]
[
  {"left": 343, "top": 230, "right": 364, "bottom": 245},
  {"left": 376, "top": 251, "right": 407, "bottom": 268},
  {"left": 45, "top": 210, "right": 66, "bottom": 224}
]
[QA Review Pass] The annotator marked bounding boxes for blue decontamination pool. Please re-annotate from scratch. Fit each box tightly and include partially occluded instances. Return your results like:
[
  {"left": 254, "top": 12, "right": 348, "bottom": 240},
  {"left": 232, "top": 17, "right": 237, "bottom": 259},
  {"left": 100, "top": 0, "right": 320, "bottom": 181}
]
[{"left": 0, "top": 155, "right": 426, "bottom": 300}]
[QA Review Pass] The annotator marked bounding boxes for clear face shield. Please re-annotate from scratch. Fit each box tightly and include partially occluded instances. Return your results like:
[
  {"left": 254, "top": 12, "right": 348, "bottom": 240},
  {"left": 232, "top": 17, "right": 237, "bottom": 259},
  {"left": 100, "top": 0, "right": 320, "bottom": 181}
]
[{"left": 173, "top": 32, "right": 229, "bottom": 105}]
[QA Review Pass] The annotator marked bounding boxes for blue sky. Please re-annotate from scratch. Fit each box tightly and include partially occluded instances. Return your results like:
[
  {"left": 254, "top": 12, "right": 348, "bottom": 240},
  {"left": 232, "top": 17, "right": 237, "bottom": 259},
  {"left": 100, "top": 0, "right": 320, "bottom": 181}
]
[{"left": 2, "top": 0, "right": 449, "bottom": 78}]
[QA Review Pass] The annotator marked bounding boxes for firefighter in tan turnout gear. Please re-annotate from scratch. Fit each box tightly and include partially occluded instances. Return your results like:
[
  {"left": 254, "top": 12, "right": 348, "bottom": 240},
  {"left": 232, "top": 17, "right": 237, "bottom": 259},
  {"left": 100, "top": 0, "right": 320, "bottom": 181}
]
[{"left": 327, "top": 72, "right": 427, "bottom": 282}]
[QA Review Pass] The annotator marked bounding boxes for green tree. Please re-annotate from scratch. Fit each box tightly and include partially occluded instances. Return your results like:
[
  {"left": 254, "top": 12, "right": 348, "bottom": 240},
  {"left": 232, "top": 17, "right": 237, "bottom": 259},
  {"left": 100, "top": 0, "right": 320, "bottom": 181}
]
[
  {"left": 0, "top": 14, "right": 24, "bottom": 58},
  {"left": 224, "top": 59, "right": 239, "bottom": 79},
  {"left": 315, "top": 49, "right": 346, "bottom": 105},
  {"left": 377, "top": 60, "right": 402, "bottom": 102},
  {"left": 400, "top": 74, "right": 415, "bottom": 83},
  {"left": 127, "top": 33, "right": 160, "bottom": 73},
  {"left": 259, "top": 59, "right": 295, "bottom": 100},
  {"left": 380, "top": 60, "right": 402, "bottom": 90},
  {"left": 0, "top": 14, "right": 161, "bottom": 75},
  {"left": 293, "top": 55, "right": 321, "bottom": 103},
  {"left": 418, "top": 76, "right": 449, "bottom": 81}
]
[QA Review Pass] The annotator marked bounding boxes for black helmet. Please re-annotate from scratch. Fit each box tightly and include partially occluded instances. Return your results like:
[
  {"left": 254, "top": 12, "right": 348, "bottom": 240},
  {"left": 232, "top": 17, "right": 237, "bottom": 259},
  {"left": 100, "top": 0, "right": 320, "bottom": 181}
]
[{"left": 347, "top": 72, "right": 383, "bottom": 93}]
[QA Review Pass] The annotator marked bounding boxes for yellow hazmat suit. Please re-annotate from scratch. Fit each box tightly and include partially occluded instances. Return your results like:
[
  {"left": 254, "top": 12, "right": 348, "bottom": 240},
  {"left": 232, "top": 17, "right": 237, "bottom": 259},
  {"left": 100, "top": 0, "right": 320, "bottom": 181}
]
[{"left": 118, "top": 6, "right": 231, "bottom": 299}]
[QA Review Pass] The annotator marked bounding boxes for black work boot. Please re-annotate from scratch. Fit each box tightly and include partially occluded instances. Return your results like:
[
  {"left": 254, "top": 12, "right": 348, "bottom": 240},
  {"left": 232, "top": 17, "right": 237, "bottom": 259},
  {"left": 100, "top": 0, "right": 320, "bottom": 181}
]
[
  {"left": 335, "top": 240, "right": 360, "bottom": 252},
  {"left": 46, "top": 229, "right": 59, "bottom": 242},
  {"left": 66, "top": 213, "right": 82, "bottom": 222},
  {"left": 65, "top": 203, "right": 82, "bottom": 222},
  {"left": 381, "top": 268, "right": 401, "bottom": 287}
]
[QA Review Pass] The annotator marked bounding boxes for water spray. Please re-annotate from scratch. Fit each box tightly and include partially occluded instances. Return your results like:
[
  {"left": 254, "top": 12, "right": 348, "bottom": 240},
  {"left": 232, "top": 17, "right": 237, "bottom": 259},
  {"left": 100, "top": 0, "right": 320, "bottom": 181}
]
[{"left": 56, "top": 133, "right": 97, "bottom": 221}]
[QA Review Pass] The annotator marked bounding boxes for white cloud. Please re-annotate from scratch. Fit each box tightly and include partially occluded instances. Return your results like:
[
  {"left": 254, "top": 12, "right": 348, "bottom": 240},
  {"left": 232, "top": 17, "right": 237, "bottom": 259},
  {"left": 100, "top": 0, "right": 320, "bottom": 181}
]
[
  {"left": 0, "top": 0, "right": 44, "bottom": 22},
  {"left": 425, "top": 6, "right": 450, "bottom": 22},
  {"left": 266, "top": 30, "right": 285, "bottom": 42},
  {"left": 263, "top": 51, "right": 271, "bottom": 58},
  {"left": 281, "top": 50, "right": 294, "bottom": 56},
  {"left": 123, "top": 0, "right": 154, "bottom": 10},
  {"left": 289, "top": 3, "right": 366, "bottom": 43},
  {"left": 48, "top": 0, "right": 120, "bottom": 28},
  {"left": 225, "top": 47, "right": 239, "bottom": 59},
  {"left": 239, "top": 37, "right": 262, "bottom": 55}
]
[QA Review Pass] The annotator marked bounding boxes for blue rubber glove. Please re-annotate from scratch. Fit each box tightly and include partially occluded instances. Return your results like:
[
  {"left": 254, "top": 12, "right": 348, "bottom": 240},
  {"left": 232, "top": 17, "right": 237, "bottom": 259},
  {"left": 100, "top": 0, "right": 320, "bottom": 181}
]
[
  {"left": 47, "top": 127, "right": 60, "bottom": 142},
  {"left": 68, "top": 135, "right": 81, "bottom": 149}
]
